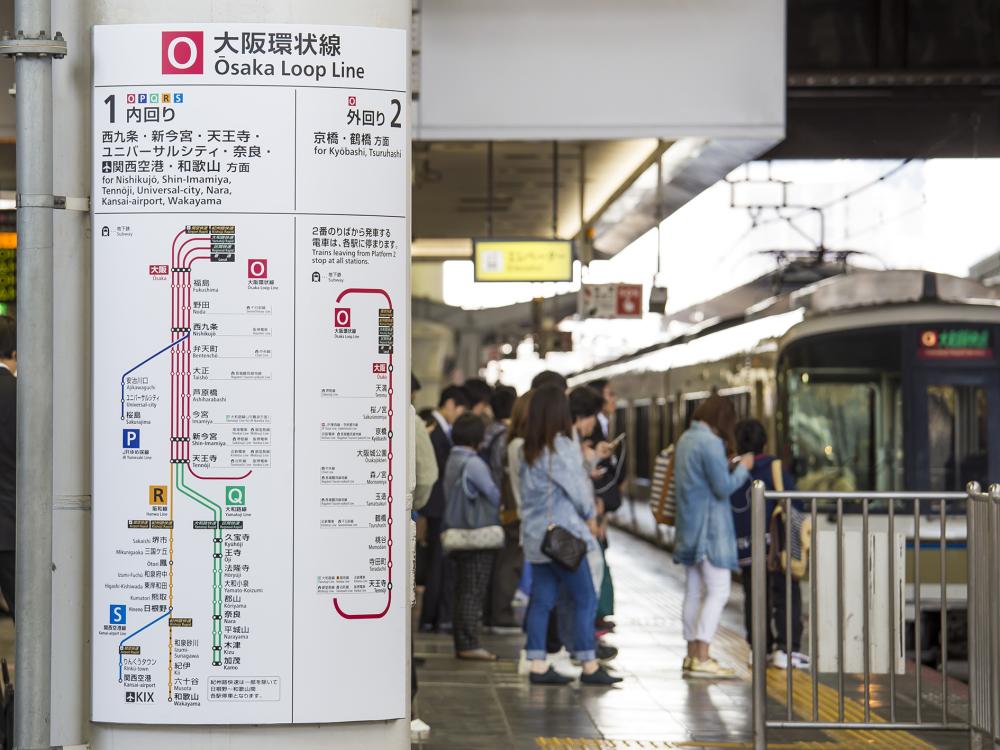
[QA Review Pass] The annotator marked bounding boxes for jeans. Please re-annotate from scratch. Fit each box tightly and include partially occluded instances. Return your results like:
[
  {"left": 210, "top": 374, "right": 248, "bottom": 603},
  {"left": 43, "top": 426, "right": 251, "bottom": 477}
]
[{"left": 525, "top": 562, "right": 596, "bottom": 662}]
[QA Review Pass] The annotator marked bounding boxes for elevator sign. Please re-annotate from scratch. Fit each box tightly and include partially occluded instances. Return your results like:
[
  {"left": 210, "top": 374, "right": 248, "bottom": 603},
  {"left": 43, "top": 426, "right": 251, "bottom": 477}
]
[{"left": 91, "top": 23, "right": 409, "bottom": 725}]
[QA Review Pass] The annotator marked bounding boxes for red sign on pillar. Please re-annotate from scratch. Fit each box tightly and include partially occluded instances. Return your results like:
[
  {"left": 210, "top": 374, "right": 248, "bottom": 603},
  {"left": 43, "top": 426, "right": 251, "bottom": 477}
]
[{"left": 615, "top": 284, "right": 643, "bottom": 318}]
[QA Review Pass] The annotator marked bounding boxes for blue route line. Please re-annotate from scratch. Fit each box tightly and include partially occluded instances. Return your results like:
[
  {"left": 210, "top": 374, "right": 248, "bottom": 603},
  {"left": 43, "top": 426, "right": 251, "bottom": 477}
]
[
  {"left": 120, "top": 334, "right": 189, "bottom": 419},
  {"left": 118, "top": 607, "right": 173, "bottom": 682}
]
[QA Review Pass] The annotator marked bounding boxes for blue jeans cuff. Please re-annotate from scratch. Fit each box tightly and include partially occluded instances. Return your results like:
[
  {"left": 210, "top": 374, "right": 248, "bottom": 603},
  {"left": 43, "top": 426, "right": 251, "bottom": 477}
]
[
  {"left": 526, "top": 649, "right": 547, "bottom": 661},
  {"left": 574, "top": 649, "right": 596, "bottom": 662}
]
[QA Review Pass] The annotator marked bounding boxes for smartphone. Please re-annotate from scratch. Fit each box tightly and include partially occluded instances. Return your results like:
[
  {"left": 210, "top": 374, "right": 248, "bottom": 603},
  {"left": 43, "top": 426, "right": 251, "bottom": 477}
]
[{"left": 608, "top": 432, "right": 626, "bottom": 449}]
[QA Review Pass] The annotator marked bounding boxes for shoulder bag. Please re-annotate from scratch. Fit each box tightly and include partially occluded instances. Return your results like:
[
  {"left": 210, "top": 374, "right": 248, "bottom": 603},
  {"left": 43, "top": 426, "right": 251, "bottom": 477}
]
[
  {"left": 441, "top": 455, "right": 504, "bottom": 553},
  {"left": 540, "top": 454, "right": 588, "bottom": 571}
]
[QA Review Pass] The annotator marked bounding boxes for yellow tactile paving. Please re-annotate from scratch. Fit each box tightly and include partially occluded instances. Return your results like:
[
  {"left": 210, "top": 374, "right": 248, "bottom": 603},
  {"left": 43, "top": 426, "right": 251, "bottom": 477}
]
[
  {"left": 535, "top": 739, "right": 835, "bottom": 749},
  {"left": 765, "top": 668, "right": 937, "bottom": 750}
]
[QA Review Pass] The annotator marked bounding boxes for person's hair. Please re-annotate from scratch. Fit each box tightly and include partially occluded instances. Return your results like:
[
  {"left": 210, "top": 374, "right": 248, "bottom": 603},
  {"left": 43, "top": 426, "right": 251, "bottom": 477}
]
[
  {"left": 0, "top": 316, "right": 14, "bottom": 359},
  {"left": 530, "top": 370, "right": 567, "bottom": 391},
  {"left": 439, "top": 384, "right": 471, "bottom": 409},
  {"left": 691, "top": 395, "right": 738, "bottom": 452},
  {"left": 735, "top": 418, "right": 767, "bottom": 455},
  {"left": 588, "top": 378, "right": 609, "bottom": 395},
  {"left": 451, "top": 413, "right": 486, "bottom": 449},
  {"left": 508, "top": 392, "right": 532, "bottom": 440},
  {"left": 490, "top": 385, "right": 517, "bottom": 421},
  {"left": 523, "top": 385, "right": 572, "bottom": 465},
  {"left": 418, "top": 407, "right": 436, "bottom": 428},
  {"left": 463, "top": 378, "right": 492, "bottom": 407},
  {"left": 568, "top": 386, "right": 604, "bottom": 421},
  {"left": 411, "top": 373, "right": 422, "bottom": 393}
]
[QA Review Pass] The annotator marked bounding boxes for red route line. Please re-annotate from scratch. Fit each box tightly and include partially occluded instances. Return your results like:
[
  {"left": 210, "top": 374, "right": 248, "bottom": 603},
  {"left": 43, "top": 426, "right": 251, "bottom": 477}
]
[{"left": 333, "top": 287, "right": 394, "bottom": 620}]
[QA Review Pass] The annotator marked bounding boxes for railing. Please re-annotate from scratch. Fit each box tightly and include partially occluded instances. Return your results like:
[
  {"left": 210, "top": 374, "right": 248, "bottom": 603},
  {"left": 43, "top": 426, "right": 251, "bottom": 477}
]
[{"left": 750, "top": 481, "right": 999, "bottom": 750}]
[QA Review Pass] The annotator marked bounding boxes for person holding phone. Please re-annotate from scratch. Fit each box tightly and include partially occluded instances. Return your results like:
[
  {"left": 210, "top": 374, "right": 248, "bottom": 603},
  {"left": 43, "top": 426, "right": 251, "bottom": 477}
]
[{"left": 672, "top": 395, "right": 753, "bottom": 678}]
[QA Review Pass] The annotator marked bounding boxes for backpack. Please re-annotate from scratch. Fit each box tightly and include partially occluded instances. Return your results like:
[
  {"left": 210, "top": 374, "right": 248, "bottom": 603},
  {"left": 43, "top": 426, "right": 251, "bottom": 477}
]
[
  {"left": 649, "top": 445, "right": 676, "bottom": 526},
  {"left": 766, "top": 459, "right": 812, "bottom": 580}
]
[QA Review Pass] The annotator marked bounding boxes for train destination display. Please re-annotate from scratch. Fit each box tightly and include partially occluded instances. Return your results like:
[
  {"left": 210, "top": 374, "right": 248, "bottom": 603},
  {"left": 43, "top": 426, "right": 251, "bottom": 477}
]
[{"left": 91, "top": 23, "right": 408, "bottom": 724}]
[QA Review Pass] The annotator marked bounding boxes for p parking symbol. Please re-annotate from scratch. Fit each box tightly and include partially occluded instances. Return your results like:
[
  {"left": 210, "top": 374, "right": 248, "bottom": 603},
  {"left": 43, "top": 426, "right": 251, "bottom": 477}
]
[
  {"left": 226, "top": 485, "right": 246, "bottom": 507},
  {"left": 122, "top": 429, "right": 140, "bottom": 449}
]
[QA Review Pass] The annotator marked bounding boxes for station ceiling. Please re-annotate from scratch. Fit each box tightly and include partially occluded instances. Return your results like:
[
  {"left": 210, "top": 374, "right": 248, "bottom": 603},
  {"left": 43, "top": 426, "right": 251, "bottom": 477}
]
[{"left": 412, "top": 139, "right": 661, "bottom": 248}]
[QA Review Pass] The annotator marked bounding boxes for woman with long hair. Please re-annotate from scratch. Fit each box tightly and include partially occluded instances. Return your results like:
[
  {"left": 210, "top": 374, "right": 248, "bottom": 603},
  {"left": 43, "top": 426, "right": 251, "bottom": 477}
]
[
  {"left": 673, "top": 395, "right": 753, "bottom": 678},
  {"left": 518, "top": 385, "right": 621, "bottom": 685}
]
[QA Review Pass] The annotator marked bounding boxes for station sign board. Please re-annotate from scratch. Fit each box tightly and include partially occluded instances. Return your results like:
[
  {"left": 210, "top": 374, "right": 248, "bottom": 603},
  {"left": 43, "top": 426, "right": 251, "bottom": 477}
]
[
  {"left": 579, "top": 283, "right": 643, "bottom": 319},
  {"left": 91, "top": 23, "right": 408, "bottom": 725},
  {"left": 473, "top": 238, "right": 574, "bottom": 282}
]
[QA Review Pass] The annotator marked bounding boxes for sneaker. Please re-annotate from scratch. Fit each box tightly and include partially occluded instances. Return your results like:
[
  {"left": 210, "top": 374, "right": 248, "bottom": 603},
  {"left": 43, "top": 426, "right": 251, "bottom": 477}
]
[
  {"left": 529, "top": 667, "right": 573, "bottom": 685},
  {"left": 771, "top": 649, "right": 806, "bottom": 669},
  {"left": 580, "top": 666, "right": 623, "bottom": 686},
  {"left": 685, "top": 658, "right": 738, "bottom": 679},
  {"left": 682, "top": 656, "right": 692, "bottom": 672},
  {"left": 488, "top": 623, "right": 522, "bottom": 635},
  {"left": 410, "top": 718, "right": 431, "bottom": 742},
  {"left": 517, "top": 649, "right": 530, "bottom": 675},
  {"left": 596, "top": 643, "right": 618, "bottom": 661}
]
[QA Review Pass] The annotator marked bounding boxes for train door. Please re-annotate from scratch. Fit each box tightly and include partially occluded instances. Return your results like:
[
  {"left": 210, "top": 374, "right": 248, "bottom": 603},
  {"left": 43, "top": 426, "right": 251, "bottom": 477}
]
[{"left": 909, "top": 365, "right": 1000, "bottom": 492}]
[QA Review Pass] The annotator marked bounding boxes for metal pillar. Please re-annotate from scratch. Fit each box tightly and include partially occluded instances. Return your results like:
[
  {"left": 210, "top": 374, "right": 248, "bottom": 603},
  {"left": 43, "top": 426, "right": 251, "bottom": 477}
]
[
  {"left": 12, "top": 0, "right": 56, "bottom": 745},
  {"left": 751, "top": 480, "right": 767, "bottom": 750}
]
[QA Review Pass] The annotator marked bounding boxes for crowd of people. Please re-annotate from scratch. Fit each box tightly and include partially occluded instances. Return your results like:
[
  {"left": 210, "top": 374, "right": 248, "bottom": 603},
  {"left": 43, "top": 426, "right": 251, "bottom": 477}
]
[{"left": 410, "top": 374, "right": 806, "bottom": 736}]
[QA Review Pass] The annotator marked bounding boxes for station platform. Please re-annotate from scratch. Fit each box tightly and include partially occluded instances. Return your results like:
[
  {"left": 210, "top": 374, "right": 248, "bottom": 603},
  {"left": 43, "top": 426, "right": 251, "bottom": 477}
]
[{"left": 412, "top": 526, "right": 972, "bottom": 750}]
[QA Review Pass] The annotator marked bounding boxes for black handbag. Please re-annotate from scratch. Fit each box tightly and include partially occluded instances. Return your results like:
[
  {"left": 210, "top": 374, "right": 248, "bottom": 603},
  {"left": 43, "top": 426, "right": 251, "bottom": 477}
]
[{"left": 540, "top": 457, "right": 588, "bottom": 571}]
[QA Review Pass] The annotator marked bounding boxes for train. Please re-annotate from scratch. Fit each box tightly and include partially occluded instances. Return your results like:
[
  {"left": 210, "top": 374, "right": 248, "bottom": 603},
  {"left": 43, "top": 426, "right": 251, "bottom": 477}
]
[{"left": 568, "top": 267, "right": 1000, "bottom": 668}]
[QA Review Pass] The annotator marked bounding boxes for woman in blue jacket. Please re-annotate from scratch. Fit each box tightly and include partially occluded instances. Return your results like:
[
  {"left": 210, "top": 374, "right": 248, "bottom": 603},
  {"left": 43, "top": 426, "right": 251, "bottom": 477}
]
[
  {"left": 519, "top": 385, "right": 621, "bottom": 686},
  {"left": 673, "top": 396, "right": 753, "bottom": 678}
]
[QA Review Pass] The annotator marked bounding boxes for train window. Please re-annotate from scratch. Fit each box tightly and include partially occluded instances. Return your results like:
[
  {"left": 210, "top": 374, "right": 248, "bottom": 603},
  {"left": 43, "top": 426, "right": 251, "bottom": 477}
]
[
  {"left": 787, "top": 375, "right": 878, "bottom": 492},
  {"left": 729, "top": 392, "right": 750, "bottom": 419},
  {"left": 684, "top": 398, "right": 702, "bottom": 427},
  {"left": 634, "top": 404, "right": 651, "bottom": 481},
  {"left": 657, "top": 400, "right": 674, "bottom": 451},
  {"left": 614, "top": 406, "right": 628, "bottom": 444},
  {"left": 927, "top": 384, "right": 989, "bottom": 492}
]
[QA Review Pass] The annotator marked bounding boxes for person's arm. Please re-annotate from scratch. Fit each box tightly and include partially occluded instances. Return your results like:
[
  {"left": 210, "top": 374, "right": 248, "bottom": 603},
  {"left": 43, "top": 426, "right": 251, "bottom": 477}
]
[
  {"left": 551, "top": 438, "right": 596, "bottom": 520},
  {"left": 412, "top": 414, "right": 438, "bottom": 511},
  {"left": 701, "top": 438, "right": 750, "bottom": 500},
  {"left": 466, "top": 455, "right": 501, "bottom": 507}
]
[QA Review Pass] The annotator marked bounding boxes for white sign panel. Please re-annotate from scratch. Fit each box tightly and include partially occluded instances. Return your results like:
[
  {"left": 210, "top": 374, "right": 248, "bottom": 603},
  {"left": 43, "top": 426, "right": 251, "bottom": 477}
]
[{"left": 91, "top": 23, "right": 408, "bottom": 725}]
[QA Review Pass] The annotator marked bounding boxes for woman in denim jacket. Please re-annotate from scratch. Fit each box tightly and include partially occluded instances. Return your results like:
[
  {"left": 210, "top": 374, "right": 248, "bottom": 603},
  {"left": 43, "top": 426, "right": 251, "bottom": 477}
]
[
  {"left": 518, "top": 385, "right": 621, "bottom": 686},
  {"left": 673, "top": 395, "right": 753, "bottom": 678}
]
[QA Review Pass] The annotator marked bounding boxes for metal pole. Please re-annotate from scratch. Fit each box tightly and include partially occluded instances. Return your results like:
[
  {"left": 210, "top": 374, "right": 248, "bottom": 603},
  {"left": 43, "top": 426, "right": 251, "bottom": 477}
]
[
  {"left": 751, "top": 480, "right": 767, "bottom": 750},
  {"left": 13, "top": 0, "right": 55, "bottom": 746}
]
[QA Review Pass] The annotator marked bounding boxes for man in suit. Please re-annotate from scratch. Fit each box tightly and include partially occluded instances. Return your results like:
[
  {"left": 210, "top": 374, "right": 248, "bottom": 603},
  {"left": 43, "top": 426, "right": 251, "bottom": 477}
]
[
  {"left": 0, "top": 316, "right": 16, "bottom": 618},
  {"left": 418, "top": 385, "right": 470, "bottom": 632}
]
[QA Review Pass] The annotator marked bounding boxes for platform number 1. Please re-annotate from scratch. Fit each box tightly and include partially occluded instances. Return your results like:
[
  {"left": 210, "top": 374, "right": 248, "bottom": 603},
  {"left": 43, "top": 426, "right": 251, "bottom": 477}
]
[{"left": 104, "top": 94, "right": 116, "bottom": 124}]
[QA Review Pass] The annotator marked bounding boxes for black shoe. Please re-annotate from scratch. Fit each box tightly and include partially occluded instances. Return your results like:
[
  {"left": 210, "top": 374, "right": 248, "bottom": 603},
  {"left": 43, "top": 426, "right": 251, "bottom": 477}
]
[
  {"left": 529, "top": 667, "right": 573, "bottom": 685},
  {"left": 580, "top": 666, "right": 623, "bottom": 686},
  {"left": 596, "top": 643, "right": 619, "bottom": 661},
  {"left": 418, "top": 623, "right": 436, "bottom": 633}
]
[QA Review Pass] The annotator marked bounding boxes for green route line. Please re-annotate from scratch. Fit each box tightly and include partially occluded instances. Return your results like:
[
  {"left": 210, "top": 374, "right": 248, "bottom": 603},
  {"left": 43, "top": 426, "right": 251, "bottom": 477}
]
[{"left": 174, "top": 463, "right": 224, "bottom": 667}]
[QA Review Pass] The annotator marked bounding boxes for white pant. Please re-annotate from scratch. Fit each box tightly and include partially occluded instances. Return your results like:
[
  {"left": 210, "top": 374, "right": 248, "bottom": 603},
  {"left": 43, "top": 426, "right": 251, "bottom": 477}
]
[{"left": 682, "top": 559, "right": 731, "bottom": 643}]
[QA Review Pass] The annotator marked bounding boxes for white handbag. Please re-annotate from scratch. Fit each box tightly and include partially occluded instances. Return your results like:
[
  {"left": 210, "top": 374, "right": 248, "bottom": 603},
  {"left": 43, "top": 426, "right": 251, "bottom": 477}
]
[{"left": 441, "top": 525, "right": 504, "bottom": 553}]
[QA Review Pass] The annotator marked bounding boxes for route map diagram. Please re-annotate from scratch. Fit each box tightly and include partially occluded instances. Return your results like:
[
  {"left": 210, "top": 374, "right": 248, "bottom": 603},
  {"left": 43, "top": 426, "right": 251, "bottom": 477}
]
[{"left": 91, "top": 24, "right": 408, "bottom": 725}]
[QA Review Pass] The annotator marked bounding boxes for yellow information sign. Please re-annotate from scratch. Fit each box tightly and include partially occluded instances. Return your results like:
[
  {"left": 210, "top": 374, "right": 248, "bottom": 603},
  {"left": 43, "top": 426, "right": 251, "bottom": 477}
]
[{"left": 473, "top": 239, "right": 574, "bottom": 282}]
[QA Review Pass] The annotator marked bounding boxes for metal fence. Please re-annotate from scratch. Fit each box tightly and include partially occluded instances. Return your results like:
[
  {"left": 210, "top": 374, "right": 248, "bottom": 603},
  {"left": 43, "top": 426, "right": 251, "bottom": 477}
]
[{"left": 750, "top": 481, "right": 1000, "bottom": 750}]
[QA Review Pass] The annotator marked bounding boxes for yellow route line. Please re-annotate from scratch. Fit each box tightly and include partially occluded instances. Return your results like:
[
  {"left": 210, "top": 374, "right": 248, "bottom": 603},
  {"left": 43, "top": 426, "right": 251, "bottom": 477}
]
[
  {"left": 535, "top": 740, "right": 833, "bottom": 749},
  {"left": 167, "top": 464, "right": 174, "bottom": 702},
  {"left": 766, "top": 668, "right": 937, "bottom": 750}
]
